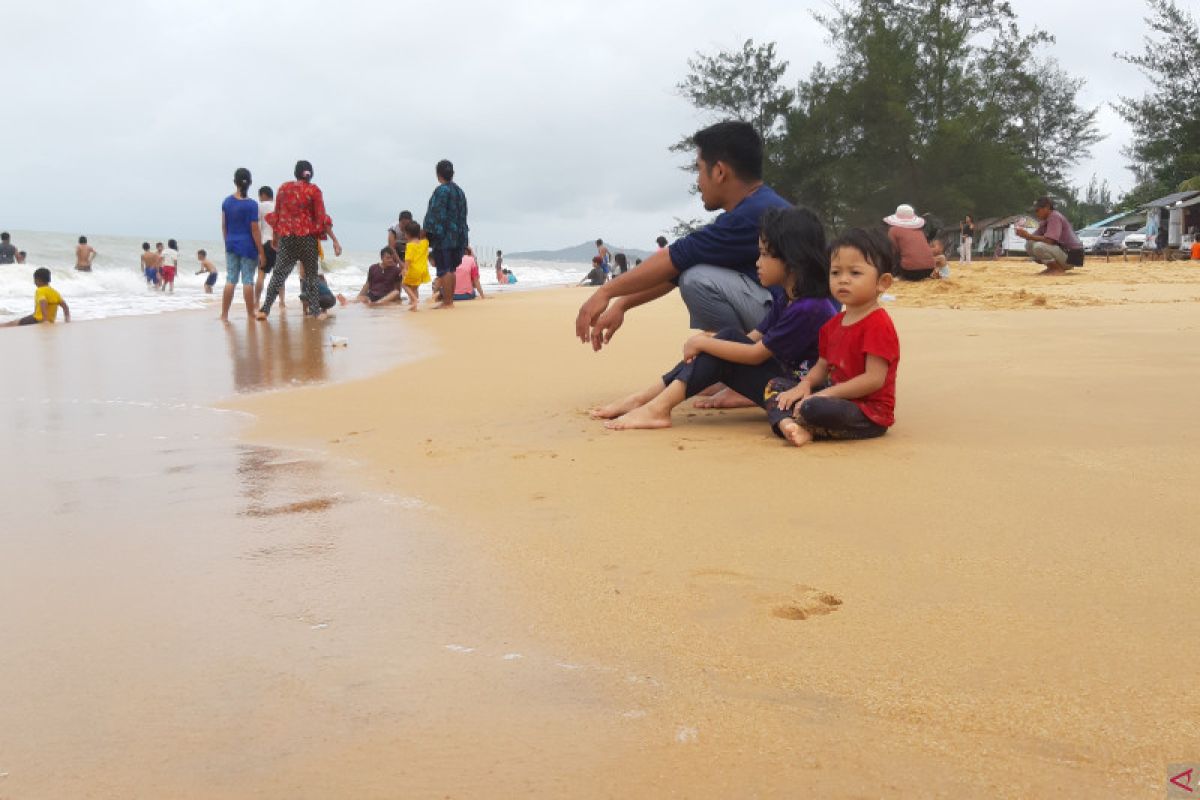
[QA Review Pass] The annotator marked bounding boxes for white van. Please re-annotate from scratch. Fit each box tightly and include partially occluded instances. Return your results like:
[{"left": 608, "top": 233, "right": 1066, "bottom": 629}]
[{"left": 1003, "top": 218, "right": 1039, "bottom": 255}]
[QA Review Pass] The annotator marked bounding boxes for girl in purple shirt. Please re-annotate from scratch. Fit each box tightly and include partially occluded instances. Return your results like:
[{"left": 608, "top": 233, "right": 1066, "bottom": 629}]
[{"left": 591, "top": 207, "right": 839, "bottom": 432}]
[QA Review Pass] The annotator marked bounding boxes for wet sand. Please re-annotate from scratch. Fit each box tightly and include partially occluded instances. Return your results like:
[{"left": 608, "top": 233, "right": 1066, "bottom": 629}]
[
  {"left": 4, "top": 258, "right": 1200, "bottom": 797},
  {"left": 0, "top": 308, "right": 649, "bottom": 798}
]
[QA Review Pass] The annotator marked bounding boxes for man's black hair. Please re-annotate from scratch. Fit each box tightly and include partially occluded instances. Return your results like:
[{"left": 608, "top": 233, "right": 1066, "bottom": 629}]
[
  {"left": 197, "top": 249, "right": 207, "bottom": 257},
  {"left": 692, "top": 120, "right": 763, "bottom": 181},
  {"left": 656, "top": 236, "right": 668, "bottom": 247},
  {"left": 436, "top": 159, "right": 454, "bottom": 181},
  {"left": 497, "top": 249, "right": 502, "bottom": 256},
  {"left": 1034, "top": 196, "right": 1055, "bottom": 210},
  {"left": 595, "top": 238, "right": 603, "bottom": 246},
  {"left": 828, "top": 227, "right": 895, "bottom": 276},
  {"left": 0, "top": 232, "right": 9, "bottom": 241},
  {"left": 168, "top": 239, "right": 178, "bottom": 250},
  {"left": 78, "top": 236, "right": 87, "bottom": 244},
  {"left": 380, "top": 247, "right": 393, "bottom": 258},
  {"left": 399, "top": 210, "right": 413, "bottom": 221},
  {"left": 33, "top": 267, "right": 51, "bottom": 284},
  {"left": 142, "top": 242, "right": 150, "bottom": 250}
]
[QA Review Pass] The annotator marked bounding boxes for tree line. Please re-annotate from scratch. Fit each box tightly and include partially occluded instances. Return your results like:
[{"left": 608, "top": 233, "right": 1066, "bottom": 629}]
[{"left": 673, "top": 0, "right": 1198, "bottom": 232}]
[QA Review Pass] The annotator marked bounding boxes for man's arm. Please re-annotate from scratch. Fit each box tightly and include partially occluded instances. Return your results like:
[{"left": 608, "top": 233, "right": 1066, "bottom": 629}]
[{"left": 574, "top": 248, "right": 679, "bottom": 349}]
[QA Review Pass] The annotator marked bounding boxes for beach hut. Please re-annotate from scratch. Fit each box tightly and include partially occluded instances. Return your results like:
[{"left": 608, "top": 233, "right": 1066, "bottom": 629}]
[
  {"left": 1140, "top": 190, "right": 1200, "bottom": 249},
  {"left": 974, "top": 215, "right": 1038, "bottom": 257}
]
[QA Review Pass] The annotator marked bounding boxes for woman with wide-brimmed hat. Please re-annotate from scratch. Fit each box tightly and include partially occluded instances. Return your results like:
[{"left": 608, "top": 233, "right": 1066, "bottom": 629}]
[{"left": 884, "top": 204, "right": 936, "bottom": 281}]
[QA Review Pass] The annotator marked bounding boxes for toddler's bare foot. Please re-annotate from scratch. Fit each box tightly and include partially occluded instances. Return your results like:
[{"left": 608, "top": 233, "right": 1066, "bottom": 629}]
[
  {"left": 605, "top": 404, "right": 672, "bottom": 431},
  {"left": 779, "top": 419, "right": 813, "bottom": 447},
  {"left": 693, "top": 388, "right": 757, "bottom": 409}
]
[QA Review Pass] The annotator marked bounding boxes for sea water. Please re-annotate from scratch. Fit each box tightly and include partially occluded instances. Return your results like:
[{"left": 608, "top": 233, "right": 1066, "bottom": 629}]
[{"left": 0, "top": 229, "right": 591, "bottom": 322}]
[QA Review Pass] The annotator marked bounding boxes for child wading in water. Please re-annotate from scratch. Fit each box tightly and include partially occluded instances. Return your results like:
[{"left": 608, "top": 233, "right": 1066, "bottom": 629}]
[
  {"left": 768, "top": 228, "right": 900, "bottom": 447},
  {"left": 592, "top": 206, "right": 838, "bottom": 430},
  {"left": 195, "top": 249, "right": 218, "bottom": 294},
  {"left": 400, "top": 220, "right": 431, "bottom": 310}
]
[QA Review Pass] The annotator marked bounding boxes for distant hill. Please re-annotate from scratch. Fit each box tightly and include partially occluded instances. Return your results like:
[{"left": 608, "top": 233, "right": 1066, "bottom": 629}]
[{"left": 508, "top": 241, "right": 655, "bottom": 264}]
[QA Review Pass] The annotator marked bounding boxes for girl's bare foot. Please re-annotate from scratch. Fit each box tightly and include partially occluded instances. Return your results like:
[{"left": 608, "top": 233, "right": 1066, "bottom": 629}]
[
  {"left": 779, "top": 419, "right": 813, "bottom": 447},
  {"left": 604, "top": 404, "right": 672, "bottom": 431},
  {"left": 693, "top": 388, "right": 757, "bottom": 409}
]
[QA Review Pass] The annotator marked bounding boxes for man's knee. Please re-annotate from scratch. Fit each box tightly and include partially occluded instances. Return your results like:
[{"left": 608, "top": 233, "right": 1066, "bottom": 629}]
[{"left": 713, "top": 327, "right": 749, "bottom": 343}]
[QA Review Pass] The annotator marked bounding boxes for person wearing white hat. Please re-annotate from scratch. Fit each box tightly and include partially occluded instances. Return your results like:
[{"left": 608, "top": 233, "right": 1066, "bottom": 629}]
[{"left": 884, "top": 204, "right": 936, "bottom": 281}]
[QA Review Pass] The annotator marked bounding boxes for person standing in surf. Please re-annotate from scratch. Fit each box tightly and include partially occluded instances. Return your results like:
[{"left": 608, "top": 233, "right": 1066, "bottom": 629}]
[
  {"left": 422, "top": 159, "right": 469, "bottom": 309},
  {"left": 257, "top": 160, "right": 332, "bottom": 320},
  {"left": 220, "top": 167, "right": 265, "bottom": 321}
]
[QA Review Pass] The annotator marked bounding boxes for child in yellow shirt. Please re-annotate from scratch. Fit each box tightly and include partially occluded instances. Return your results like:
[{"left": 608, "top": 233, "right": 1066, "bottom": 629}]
[
  {"left": 401, "top": 220, "right": 431, "bottom": 310},
  {"left": 4, "top": 268, "right": 70, "bottom": 327}
]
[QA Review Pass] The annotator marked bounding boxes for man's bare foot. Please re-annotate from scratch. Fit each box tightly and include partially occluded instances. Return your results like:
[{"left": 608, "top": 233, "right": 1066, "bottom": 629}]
[
  {"left": 693, "top": 388, "right": 757, "bottom": 409},
  {"left": 779, "top": 419, "right": 813, "bottom": 447},
  {"left": 1037, "top": 266, "right": 1068, "bottom": 276},
  {"left": 315, "top": 312, "right": 329, "bottom": 321},
  {"left": 408, "top": 305, "right": 419, "bottom": 312},
  {"left": 605, "top": 404, "right": 672, "bottom": 431}
]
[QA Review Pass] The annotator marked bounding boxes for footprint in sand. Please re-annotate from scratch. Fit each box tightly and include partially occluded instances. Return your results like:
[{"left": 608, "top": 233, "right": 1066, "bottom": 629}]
[
  {"left": 769, "top": 588, "right": 843, "bottom": 621},
  {"left": 688, "top": 569, "right": 842, "bottom": 622}
]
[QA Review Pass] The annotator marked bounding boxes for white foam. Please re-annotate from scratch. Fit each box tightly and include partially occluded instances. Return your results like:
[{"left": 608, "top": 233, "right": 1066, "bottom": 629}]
[{"left": 2, "top": 230, "right": 592, "bottom": 323}]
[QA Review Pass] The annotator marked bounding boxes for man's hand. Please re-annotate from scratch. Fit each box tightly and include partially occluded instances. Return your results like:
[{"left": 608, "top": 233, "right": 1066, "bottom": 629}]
[
  {"left": 590, "top": 304, "right": 625, "bottom": 351},
  {"left": 575, "top": 292, "right": 609, "bottom": 344},
  {"left": 333, "top": 242, "right": 343, "bottom": 257},
  {"left": 1015, "top": 228, "right": 1031, "bottom": 240}
]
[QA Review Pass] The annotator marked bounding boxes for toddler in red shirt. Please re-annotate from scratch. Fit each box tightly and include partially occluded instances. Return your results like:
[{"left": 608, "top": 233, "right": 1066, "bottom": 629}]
[{"left": 767, "top": 228, "right": 900, "bottom": 446}]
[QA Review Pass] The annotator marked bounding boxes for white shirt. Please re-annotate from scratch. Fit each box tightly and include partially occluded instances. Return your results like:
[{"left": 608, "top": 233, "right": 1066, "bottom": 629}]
[
  {"left": 161, "top": 248, "right": 178, "bottom": 267},
  {"left": 259, "top": 200, "right": 275, "bottom": 242}
]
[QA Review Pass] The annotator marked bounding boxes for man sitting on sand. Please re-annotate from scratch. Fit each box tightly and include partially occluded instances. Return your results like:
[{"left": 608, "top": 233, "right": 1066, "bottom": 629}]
[
  {"left": 1016, "top": 196, "right": 1083, "bottom": 276},
  {"left": 356, "top": 248, "right": 405, "bottom": 306},
  {"left": 4, "top": 268, "right": 70, "bottom": 327},
  {"left": 574, "top": 121, "right": 790, "bottom": 408}
]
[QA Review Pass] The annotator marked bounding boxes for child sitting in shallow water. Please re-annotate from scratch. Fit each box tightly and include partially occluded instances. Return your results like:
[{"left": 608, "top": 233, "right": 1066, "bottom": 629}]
[
  {"left": 767, "top": 227, "right": 900, "bottom": 447},
  {"left": 591, "top": 206, "right": 838, "bottom": 430}
]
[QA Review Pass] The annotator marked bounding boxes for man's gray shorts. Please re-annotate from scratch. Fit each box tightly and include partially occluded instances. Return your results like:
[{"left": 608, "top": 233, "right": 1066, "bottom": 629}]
[
  {"left": 677, "top": 264, "right": 772, "bottom": 333},
  {"left": 1026, "top": 240, "right": 1067, "bottom": 266}
]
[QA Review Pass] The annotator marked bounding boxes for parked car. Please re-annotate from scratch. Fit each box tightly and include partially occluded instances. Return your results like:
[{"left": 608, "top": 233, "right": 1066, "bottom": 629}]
[
  {"left": 1123, "top": 227, "right": 1149, "bottom": 251},
  {"left": 1093, "top": 227, "right": 1129, "bottom": 255},
  {"left": 1077, "top": 227, "right": 1106, "bottom": 252}
]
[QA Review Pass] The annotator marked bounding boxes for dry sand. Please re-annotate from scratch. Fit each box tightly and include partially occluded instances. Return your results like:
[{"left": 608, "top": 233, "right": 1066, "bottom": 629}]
[{"left": 222, "top": 258, "right": 1200, "bottom": 797}]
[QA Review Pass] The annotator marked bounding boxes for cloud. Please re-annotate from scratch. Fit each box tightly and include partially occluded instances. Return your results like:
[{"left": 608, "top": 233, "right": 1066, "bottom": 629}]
[{"left": 0, "top": 0, "right": 1146, "bottom": 250}]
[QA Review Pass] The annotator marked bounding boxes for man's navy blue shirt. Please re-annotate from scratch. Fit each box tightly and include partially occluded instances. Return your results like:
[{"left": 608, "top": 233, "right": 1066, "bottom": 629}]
[{"left": 667, "top": 185, "right": 791, "bottom": 280}]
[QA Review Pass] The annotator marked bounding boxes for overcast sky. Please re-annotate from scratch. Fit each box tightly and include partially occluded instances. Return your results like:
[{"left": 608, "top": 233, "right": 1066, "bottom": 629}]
[{"left": 0, "top": 0, "right": 1157, "bottom": 251}]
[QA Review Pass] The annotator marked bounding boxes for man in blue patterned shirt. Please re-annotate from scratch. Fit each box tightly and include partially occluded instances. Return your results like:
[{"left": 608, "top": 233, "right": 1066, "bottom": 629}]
[{"left": 423, "top": 159, "right": 469, "bottom": 308}]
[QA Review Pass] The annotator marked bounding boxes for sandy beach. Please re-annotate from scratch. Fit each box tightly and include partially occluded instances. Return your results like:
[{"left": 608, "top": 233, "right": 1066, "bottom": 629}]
[{"left": 3, "top": 258, "right": 1199, "bottom": 797}]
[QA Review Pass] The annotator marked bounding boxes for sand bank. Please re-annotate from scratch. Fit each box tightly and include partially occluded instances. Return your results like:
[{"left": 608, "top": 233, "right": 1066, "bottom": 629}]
[{"left": 227, "top": 259, "right": 1200, "bottom": 797}]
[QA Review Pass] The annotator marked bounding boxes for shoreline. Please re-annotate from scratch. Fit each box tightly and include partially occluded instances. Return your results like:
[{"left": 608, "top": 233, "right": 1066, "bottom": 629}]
[{"left": 231, "top": 264, "right": 1200, "bottom": 796}]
